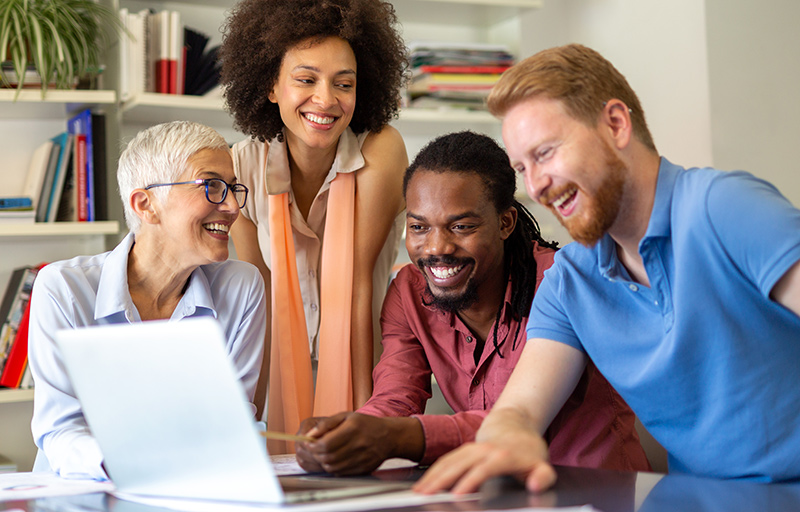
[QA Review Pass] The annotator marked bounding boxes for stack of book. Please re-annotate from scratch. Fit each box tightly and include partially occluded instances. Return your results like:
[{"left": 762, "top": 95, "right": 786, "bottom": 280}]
[
  {"left": 0, "top": 109, "right": 107, "bottom": 224},
  {"left": 118, "top": 8, "right": 222, "bottom": 100},
  {"left": 406, "top": 41, "right": 514, "bottom": 111},
  {"left": 0, "top": 264, "right": 45, "bottom": 390}
]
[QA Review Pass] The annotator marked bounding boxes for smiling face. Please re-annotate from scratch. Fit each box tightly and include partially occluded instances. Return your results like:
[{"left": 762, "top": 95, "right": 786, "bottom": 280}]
[
  {"left": 154, "top": 148, "right": 240, "bottom": 267},
  {"left": 268, "top": 36, "right": 357, "bottom": 151},
  {"left": 503, "top": 96, "right": 627, "bottom": 246},
  {"left": 405, "top": 170, "right": 515, "bottom": 313}
]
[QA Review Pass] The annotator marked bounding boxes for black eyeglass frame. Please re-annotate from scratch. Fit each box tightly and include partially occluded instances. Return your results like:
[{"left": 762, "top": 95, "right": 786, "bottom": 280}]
[{"left": 144, "top": 178, "right": 248, "bottom": 208}]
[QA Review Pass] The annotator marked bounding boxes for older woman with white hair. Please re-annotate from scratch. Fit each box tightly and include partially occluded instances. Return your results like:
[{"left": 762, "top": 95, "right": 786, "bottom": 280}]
[{"left": 28, "top": 121, "right": 266, "bottom": 480}]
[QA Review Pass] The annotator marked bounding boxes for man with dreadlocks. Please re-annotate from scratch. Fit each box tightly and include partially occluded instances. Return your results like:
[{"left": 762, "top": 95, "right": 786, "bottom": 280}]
[{"left": 293, "top": 131, "right": 649, "bottom": 476}]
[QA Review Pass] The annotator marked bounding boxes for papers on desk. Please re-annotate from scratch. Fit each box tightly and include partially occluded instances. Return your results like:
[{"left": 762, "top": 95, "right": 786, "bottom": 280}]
[
  {"left": 0, "top": 471, "right": 114, "bottom": 501},
  {"left": 268, "top": 453, "right": 419, "bottom": 475},
  {"left": 112, "top": 489, "right": 477, "bottom": 512}
]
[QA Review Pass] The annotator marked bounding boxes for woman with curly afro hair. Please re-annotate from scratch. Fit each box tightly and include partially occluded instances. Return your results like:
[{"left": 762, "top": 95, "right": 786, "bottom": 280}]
[{"left": 220, "top": 0, "right": 408, "bottom": 451}]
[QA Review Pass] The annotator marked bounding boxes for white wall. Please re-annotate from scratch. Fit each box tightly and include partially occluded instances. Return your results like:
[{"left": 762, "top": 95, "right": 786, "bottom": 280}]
[
  {"left": 520, "top": 0, "right": 715, "bottom": 168},
  {"left": 705, "top": 0, "right": 800, "bottom": 206},
  {"left": 513, "top": 0, "right": 800, "bottom": 243},
  {"left": 512, "top": 0, "right": 715, "bottom": 244}
]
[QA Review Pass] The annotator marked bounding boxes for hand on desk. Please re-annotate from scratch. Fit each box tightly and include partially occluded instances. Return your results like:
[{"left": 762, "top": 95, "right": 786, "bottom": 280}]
[
  {"left": 413, "top": 429, "right": 556, "bottom": 495},
  {"left": 295, "top": 412, "right": 424, "bottom": 475}
]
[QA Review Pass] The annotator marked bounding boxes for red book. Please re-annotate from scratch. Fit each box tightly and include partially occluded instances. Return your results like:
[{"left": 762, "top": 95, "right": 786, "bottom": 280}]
[
  {"left": 415, "top": 65, "right": 512, "bottom": 74},
  {"left": 155, "top": 10, "right": 171, "bottom": 93},
  {"left": 156, "top": 60, "right": 170, "bottom": 94},
  {"left": 0, "top": 264, "right": 45, "bottom": 389},
  {"left": 167, "top": 10, "right": 182, "bottom": 94},
  {"left": 75, "top": 134, "right": 88, "bottom": 222}
]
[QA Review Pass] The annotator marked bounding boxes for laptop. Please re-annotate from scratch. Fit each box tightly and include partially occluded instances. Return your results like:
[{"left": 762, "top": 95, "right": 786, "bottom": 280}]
[{"left": 55, "top": 317, "right": 413, "bottom": 505}]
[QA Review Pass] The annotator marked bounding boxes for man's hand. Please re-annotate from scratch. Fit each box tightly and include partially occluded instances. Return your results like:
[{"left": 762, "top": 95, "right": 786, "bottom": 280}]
[
  {"left": 295, "top": 412, "right": 424, "bottom": 475},
  {"left": 413, "top": 429, "right": 555, "bottom": 495}
]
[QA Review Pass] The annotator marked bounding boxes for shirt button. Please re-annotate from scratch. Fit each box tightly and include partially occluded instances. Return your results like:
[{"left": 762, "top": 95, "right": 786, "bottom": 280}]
[
  {"left": 628, "top": 284, "right": 639, "bottom": 292},
  {"left": 472, "top": 378, "right": 479, "bottom": 387},
  {"left": 465, "top": 336, "right": 473, "bottom": 343},
  {"left": 310, "top": 303, "right": 318, "bottom": 311},
  {"left": 308, "top": 269, "right": 315, "bottom": 278}
]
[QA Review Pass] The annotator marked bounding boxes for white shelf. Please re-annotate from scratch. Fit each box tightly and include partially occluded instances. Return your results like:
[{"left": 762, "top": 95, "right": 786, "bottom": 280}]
[
  {"left": 120, "top": 92, "right": 235, "bottom": 128},
  {"left": 0, "top": 389, "right": 34, "bottom": 404},
  {"left": 124, "top": 0, "right": 541, "bottom": 10},
  {"left": 416, "top": 0, "right": 541, "bottom": 5},
  {"left": 0, "top": 89, "right": 116, "bottom": 119},
  {"left": 0, "top": 221, "right": 120, "bottom": 238},
  {"left": 397, "top": 108, "right": 498, "bottom": 123},
  {"left": 119, "top": 92, "right": 499, "bottom": 126},
  {"left": 393, "top": 0, "right": 541, "bottom": 26}
]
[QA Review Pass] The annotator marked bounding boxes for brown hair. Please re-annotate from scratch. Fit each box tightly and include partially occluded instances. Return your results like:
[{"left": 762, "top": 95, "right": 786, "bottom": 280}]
[
  {"left": 220, "top": 0, "right": 408, "bottom": 141},
  {"left": 488, "top": 44, "right": 656, "bottom": 152}
]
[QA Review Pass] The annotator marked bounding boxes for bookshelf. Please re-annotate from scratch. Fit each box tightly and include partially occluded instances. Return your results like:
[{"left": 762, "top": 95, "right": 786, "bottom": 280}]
[
  {"left": 0, "top": 0, "right": 540, "bottom": 473},
  {"left": 0, "top": 90, "right": 117, "bottom": 119},
  {"left": 0, "top": 221, "right": 120, "bottom": 238},
  {"left": 0, "top": 90, "right": 122, "bottom": 473},
  {"left": 111, "top": 0, "right": 539, "bottom": 151},
  {"left": 0, "top": 389, "right": 35, "bottom": 404}
]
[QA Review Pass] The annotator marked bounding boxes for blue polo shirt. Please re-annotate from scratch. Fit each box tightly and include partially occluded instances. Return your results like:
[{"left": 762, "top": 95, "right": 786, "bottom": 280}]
[{"left": 529, "top": 158, "right": 800, "bottom": 481}]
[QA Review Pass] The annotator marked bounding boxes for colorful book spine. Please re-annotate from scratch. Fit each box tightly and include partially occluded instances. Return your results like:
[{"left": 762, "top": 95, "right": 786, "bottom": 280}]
[
  {"left": 0, "top": 198, "right": 33, "bottom": 210},
  {"left": 0, "top": 265, "right": 39, "bottom": 385},
  {"left": 414, "top": 65, "right": 512, "bottom": 74},
  {"left": 67, "top": 109, "right": 94, "bottom": 221},
  {"left": 46, "top": 133, "right": 74, "bottom": 223},
  {"left": 0, "top": 297, "right": 33, "bottom": 388},
  {"left": 0, "top": 267, "right": 29, "bottom": 375},
  {"left": 75, "top": 134, "right": 88, "bottom": 222}
]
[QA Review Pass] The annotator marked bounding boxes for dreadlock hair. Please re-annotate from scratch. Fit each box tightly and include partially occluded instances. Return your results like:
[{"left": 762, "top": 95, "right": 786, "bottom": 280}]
[{"left": 404, "top": 131, "right": 559, "bottom": 356}]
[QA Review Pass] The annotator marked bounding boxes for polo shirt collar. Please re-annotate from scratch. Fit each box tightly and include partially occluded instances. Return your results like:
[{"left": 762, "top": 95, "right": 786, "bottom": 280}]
[
  {"left": 597, "top": 157, "right": 680, "bottom": 280},
  {"left": 644, "top": 156, "right": 680, "bottom": 240},
  {"left": 265, "top": 127, "right": 365, "bottom": 196}
]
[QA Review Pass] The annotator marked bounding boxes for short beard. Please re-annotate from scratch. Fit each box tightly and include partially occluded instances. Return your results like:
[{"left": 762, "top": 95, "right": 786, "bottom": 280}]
[
  {"left": 423, "top": 279, "right": 480, "bottom": 313},
  {"left": 553, "top": 140, "right": 625, "bottom": 247},
  {"left": 417, "top": 255, "right": 479, "bottom": 313}
]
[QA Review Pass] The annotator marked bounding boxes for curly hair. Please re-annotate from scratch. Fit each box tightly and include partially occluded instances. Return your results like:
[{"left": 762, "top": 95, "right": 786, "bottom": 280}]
[
  {"left": 404, "top": 131, "right": 559, "bottom": 357},
  {"left": 220, "top": 0, "right": 407, "bottom": 141}
]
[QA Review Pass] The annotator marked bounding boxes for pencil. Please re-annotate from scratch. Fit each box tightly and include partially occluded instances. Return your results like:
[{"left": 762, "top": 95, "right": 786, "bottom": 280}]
[{"left": 259, "top": 430, "right": 315, "bottom": 443}]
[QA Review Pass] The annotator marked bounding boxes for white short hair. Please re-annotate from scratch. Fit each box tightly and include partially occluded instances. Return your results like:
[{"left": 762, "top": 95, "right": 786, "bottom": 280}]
[{"left": 117, "top": 121, "right": 230, "bottom": 233}]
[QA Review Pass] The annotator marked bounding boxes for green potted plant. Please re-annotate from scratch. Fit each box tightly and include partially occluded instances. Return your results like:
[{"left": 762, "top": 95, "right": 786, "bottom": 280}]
[{"left": 0, "top": 0, "right": 122, "bottom": 95}]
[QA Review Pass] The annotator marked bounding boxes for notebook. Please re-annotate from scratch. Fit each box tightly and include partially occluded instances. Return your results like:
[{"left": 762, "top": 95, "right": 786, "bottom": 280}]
[{"left": 55, "top": 317, "right": 412, "bottom": 505}]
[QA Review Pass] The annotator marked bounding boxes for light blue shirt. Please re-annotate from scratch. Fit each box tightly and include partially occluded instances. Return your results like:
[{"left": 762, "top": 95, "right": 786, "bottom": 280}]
[
  {"left": 29, "top": 233, "right": 266, "bottom": 480},
  {"left": 529, "top": 158, "right": 800, "bottom": 481}
]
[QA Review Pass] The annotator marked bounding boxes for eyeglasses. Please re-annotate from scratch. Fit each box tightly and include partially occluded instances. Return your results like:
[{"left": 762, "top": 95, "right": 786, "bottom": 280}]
[{"left": 145, "top": 178, "right": 248, "bottom": 208}]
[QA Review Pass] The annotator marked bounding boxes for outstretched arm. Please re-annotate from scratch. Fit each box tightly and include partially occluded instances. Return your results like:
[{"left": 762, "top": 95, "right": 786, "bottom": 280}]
[
  {"left": 230, "top": 215, "right": 272, "bottom": 419},
  {"left": 414, "top": 338, "right": 587, "bottom": 495},
  {"left": 351, "top": 126, "right": 407, "bottom": 407},
  {"left": 295, "top": 412, "right": 424, "bottom": 475},
  {"left": 28, "top": 267, "right": 106, "bottom": 479}
]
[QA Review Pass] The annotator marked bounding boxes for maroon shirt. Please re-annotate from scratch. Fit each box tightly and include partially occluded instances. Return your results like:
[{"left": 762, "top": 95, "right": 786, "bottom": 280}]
[{"left": 359, "top": 243, "right": 650, "bottom": 470}]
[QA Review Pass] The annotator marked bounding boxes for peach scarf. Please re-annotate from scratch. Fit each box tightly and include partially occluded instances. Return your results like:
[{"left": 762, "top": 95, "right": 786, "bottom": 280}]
[{"left": 266, "top": 171, "right": 355, "bottom": 453}]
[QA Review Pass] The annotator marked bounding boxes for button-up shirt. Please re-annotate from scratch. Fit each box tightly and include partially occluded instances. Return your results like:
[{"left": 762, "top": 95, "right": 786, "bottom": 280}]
[
  {"left": 29, "top": 233, "right": 266, "bottom": 480},
  {"left": 232, "top": 128, "right": 402, "bottom": 359},
  {"left": 360, "top": 243, "right": 650, "bottom": 470}
]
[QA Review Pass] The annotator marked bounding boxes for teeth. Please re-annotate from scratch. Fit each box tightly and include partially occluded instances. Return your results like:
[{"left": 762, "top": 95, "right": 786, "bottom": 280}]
[
  {"left": 430, "top": 265, "right": 463, "bottom": 279},
  {"left": 204, "top": 222, "right": 229, "bottom": 234},
  {"left": 551, "top": 188, "right": 576, "bottom": 209},
  {"left": 305, "top": 113, "right": 335, "bottom": 125}
]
